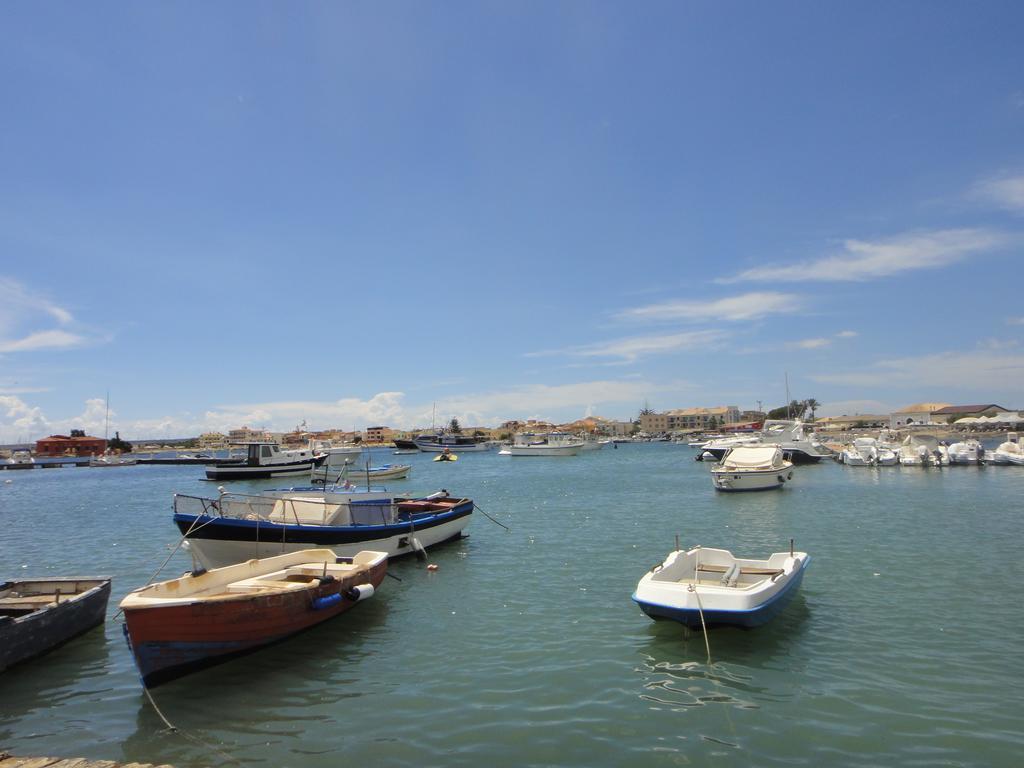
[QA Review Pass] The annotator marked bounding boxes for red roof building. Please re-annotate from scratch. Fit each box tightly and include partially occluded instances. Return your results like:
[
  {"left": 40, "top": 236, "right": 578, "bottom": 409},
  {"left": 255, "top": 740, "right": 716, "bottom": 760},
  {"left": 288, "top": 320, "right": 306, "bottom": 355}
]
[{"left": 36, "top": 434, "right": 107, "bottom": 457}]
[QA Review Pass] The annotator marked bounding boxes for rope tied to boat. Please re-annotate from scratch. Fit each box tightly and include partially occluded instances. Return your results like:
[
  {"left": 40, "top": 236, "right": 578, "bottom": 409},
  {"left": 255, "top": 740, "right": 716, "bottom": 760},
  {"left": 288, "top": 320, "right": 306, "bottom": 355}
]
[
  {"left": 113, "top": 512, "right": 223, "bottom": 620},
  {"left": 687, "top": 583, "right": 712, "bottom": 665},
  {"left": 472, "top": 502, "right": 511, "bottom": 531}
]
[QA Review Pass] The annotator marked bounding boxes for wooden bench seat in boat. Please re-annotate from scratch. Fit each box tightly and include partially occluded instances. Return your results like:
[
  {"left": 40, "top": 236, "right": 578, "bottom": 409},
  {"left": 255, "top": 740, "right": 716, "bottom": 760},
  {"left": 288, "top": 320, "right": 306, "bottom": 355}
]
[
  {"left": 696, "top": 564, "right": 784, "bottom": 577},
  {"left": 0, "top": 596, "right": 63, "bottom": 608}
]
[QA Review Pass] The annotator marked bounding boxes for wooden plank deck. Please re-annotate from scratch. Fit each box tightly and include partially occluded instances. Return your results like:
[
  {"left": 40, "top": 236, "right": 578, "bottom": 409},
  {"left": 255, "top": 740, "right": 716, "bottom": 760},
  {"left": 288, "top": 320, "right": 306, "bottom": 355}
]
[{"left": 0, "top": 754, "right": 173, "bottom": 768}]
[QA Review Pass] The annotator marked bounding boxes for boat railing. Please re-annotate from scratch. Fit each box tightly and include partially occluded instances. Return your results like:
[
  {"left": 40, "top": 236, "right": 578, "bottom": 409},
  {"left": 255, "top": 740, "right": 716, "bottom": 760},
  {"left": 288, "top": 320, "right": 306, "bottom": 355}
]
[{"left": 174, "top": 492, "right": 400, "bottom": 527}]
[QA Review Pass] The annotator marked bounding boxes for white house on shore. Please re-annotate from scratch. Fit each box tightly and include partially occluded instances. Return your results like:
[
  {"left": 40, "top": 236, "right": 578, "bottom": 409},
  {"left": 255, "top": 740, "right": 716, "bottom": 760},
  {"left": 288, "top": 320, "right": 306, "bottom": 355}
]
[{"left": 889, "top": 403, "right": 952, "bottom": 428}]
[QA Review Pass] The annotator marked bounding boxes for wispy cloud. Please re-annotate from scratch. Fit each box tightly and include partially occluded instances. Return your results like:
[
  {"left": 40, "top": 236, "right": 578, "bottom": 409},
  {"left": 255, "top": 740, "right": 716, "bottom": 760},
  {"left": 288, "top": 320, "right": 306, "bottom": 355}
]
[
  {"left": 811, "top": 347, "right": 1024, "bottom": 392},
  {"left": 0, "top": 277, "right": 74, "bottom": 330},
  {"left": 527, "top": 330, "right": 727, "bottom": 363},
  {"left": 719, "top": 228, "right": 1006, "bottom": 283},
  {"left": 0, "top": 330, "right": 87, "bottom": 353},
  {"left": 788, "top": 330, "right": 859, "bottom": 351},
  {"left": 972, "top": 173, "right": 1024, "bottom": 214},
  {"left": 791, "top": 338, "right": 831, "bottom": 350},
  {"left": 1008, "top": 317, "right": 1024, "bottom": 326},
  {"left": 616, "top": 292, "right": 802, "bottom": 322},
  {"left": 0, "top": 277, "right": 93, "bottom": 356}
]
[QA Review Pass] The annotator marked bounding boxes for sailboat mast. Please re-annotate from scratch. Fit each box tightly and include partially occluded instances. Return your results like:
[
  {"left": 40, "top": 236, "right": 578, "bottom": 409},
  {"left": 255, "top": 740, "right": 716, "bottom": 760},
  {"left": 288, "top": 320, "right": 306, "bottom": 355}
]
[
  {"left": 785, "top": 374, "right": 791, "bottom": 419},
  {"left": 104, "top": 390, "right": 110, "bottom": 441}
]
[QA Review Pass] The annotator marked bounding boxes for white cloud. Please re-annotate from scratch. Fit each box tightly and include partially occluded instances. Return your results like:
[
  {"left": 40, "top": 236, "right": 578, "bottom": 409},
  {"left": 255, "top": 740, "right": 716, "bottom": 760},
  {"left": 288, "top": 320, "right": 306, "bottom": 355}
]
[
  {"left": 788, "top": 330, "right": 858, "bottom": 351},
  {"left": 1006, "top": 317, "right": 1024, "bottom": 326},
  {"left": 0, "top": 395, "right": 50, "bottom": 440},
  {"left": 972, "top": 173, "right": 1024, "bottom": 214},
  {"left": 0, "top": 277, "right": 74, "bottom": 332},
  {"left": 811, "top": 347, "right": 1024, "bottom": 393},
  {"left": 0, "top": 277, "right": 93, "bottom": 356},
  {"left": 0, "top": 380, "right": 682, "bottom": 441},
  {"left": 719, "top": 228, "right": 1006, "bottom": 283},
  {"left": 616, "top": 292, "right": 801, "bottom": 322},
  {"left": 528, "top": 330, "right": 727, "bottom": 363},
  {"left": 0, "top": 330, "right": 88, "bottom": 353},
  {"left": 791, "top": 338, "right": 831, "bottom": 350}
]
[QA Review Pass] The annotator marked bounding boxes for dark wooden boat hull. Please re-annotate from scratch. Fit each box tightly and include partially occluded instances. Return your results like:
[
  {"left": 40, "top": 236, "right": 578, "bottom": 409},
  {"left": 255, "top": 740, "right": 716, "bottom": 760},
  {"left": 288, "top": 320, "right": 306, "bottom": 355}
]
[
  {"left": 122, "top": 560, "right": 386, "bottom": 687},
  {"left": 0, "top": 579, "right": 111, "bottom": 673}
]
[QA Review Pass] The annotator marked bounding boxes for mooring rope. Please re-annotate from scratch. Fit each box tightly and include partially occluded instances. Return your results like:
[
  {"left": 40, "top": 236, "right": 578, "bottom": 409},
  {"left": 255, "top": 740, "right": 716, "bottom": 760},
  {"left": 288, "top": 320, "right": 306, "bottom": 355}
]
[
  {"left": 688, "top": 583, "right": 712, "bottom": 665},
  {"left": 472, "top": 502, "right": 511, "bottom": 531},
  {"left": 143, "top": 686, "right": 244, "bottom": 767}
]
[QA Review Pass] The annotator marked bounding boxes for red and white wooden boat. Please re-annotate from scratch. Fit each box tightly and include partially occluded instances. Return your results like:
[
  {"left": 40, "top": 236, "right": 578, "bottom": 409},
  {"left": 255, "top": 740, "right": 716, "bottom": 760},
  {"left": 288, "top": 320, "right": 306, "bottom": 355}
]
[{"left": 120, "top": 549, "right": 386, "bottom": 687}]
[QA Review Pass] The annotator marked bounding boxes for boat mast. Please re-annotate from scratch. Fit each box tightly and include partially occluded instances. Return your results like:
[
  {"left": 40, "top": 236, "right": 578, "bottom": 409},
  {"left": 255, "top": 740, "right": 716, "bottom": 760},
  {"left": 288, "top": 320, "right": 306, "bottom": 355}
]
[
  {"left": 785, "top": 373, "right": 791, "bottom": 419},
  {"left": 104, "top": 390, "right": 110, "bottom": 441}
]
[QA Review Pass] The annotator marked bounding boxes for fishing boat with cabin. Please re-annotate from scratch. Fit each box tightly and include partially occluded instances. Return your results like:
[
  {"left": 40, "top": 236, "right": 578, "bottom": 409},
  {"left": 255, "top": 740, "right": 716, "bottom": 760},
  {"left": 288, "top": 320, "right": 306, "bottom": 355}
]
[
  {"left": 120, "top": 549, "right": 386, "bottom": 687},
  {"left": 205, "top": 441, "right": 327, "bottom": 480},
  {"left": 633, "top": 544, "right": 809, "bottom": 628}
]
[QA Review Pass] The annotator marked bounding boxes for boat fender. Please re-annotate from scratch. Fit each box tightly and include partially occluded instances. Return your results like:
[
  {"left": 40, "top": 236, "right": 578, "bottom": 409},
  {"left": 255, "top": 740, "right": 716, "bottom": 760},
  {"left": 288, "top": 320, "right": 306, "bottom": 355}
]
[
  {"left": 311, "top": 592, "right": 343, "bottom": 611},
  {"left": 720, "top": 563, "right": 741, "bottom": 586},
  {"left": 344, "top": 583, "right": 375, "bottom": 602},
  {"left": 787, "top": 471, "right": 793, "bottom": 480}
]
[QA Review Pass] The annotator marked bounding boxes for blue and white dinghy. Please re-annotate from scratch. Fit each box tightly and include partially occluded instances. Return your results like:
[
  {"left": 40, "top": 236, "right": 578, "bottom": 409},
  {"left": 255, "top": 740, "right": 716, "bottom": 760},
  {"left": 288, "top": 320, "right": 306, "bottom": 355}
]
[{"left": 633, "top": 545, "right": 809, "bottom": 628}]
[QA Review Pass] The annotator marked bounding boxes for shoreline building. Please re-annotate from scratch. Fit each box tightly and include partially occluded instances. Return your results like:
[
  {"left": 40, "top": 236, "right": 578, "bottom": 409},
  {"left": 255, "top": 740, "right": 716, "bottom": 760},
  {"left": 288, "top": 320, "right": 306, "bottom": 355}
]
[
  {"left": 889, "top": 403, "right": 953, "bottom": 428},
  {"left": 36, "top": 430, "right": 106, "bottom": 457},
  {"left": 639, "top": 406, "right": 740, "bottom": 434}
]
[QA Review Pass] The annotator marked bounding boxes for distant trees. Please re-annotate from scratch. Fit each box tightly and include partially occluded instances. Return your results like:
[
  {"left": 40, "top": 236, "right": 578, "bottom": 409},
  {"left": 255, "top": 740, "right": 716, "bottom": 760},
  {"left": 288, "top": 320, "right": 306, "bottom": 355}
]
[
  {"left": 448, "top": 418, "right": 462, "bottom": 434},
  {"left": 107, "top": 431, "right": 132, "bottom": 453},
  {"left": 766, "top": 399, "right": 819, "bottom": 421}
]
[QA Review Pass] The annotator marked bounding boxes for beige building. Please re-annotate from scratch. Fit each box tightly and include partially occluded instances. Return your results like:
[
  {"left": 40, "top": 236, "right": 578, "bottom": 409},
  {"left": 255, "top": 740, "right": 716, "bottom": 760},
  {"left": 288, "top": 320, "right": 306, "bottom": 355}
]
[
  {"left": 228, "top": 426, "right": 271, "bottom": 443},
  {"left": 639, "top": 406, "right": 740, "bottom": 433},
  {"left": 198, "top": 432, "right": 226, "bottom": 448},
  {"left": 889, "top": 403, "right": 952, "bottom": 428},
  {"left": 364, "top": 426, "right": 394, "bottom": 444}
]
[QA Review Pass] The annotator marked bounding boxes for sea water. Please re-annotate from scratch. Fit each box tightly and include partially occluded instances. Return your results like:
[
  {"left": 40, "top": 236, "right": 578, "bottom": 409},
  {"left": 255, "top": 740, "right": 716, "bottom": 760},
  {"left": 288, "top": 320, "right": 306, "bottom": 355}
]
[{"left": 1, "top": 444, "right": 1021, "bottom": 767}]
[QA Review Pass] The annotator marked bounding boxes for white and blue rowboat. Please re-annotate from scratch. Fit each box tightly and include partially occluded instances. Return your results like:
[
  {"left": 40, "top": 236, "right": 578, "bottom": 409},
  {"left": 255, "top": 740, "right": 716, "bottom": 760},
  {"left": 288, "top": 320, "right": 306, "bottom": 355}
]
[
  {"left": 311, "top": 462, "right": 412, "bottom": 484},
  {"left": 632, "top": 546, "right": 809, "bottom": 628}
]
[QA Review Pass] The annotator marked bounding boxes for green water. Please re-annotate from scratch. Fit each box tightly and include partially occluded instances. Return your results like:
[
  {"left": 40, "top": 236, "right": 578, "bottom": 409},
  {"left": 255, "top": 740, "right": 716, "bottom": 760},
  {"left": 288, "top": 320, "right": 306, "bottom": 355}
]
[{"left": 1, "top": 445, "right": 1021, "bottom": 767}]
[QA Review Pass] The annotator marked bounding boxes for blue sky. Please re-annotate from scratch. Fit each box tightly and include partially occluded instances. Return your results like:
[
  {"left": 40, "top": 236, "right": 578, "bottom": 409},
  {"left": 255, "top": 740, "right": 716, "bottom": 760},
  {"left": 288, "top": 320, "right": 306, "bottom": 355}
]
[{"left": 2, "top": 2, "right": 1023, "bottom": 440}]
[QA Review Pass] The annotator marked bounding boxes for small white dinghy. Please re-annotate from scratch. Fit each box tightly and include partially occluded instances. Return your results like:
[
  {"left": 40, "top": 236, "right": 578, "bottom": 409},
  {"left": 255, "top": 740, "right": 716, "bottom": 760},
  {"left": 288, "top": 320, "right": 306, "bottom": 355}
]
[
  {"left": 710, "top": 444, "right": 793, "bottom": 491},
  {"left": 633, "top": 545, "right": 810, "bottom": 628}
]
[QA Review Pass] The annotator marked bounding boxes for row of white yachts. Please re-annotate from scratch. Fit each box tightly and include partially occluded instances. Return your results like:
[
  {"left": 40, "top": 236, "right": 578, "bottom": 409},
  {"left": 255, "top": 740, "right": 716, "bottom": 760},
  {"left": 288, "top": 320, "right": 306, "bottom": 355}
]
[
  {"left": 836, "top": 432, "right": 1024, "bottom": 467},
  {"left": 697, "top": 425, "right": 1024, "bottom": 493}
]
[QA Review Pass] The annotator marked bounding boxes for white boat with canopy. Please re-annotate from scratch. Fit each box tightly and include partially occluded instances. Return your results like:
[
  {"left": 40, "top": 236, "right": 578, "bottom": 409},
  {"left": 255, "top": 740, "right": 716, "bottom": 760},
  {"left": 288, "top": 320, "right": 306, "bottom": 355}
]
[
  {"left": 840, "top": 437, "right": 897, "bottom": 466},
  {"left": 948, "top": 438, "right": 984, "bottom": 465},
  {"left": 504, "top": 432, "right": 583, "bottom": 456},
  {"left": 897, "top": 434, "right": 949, "bottom": 466},
  {"left": 991, "top": 433, "right": 1024, "bottom": 465},
  {"left": 710, "top": 444, "right": 793, "bottom": 491}
]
